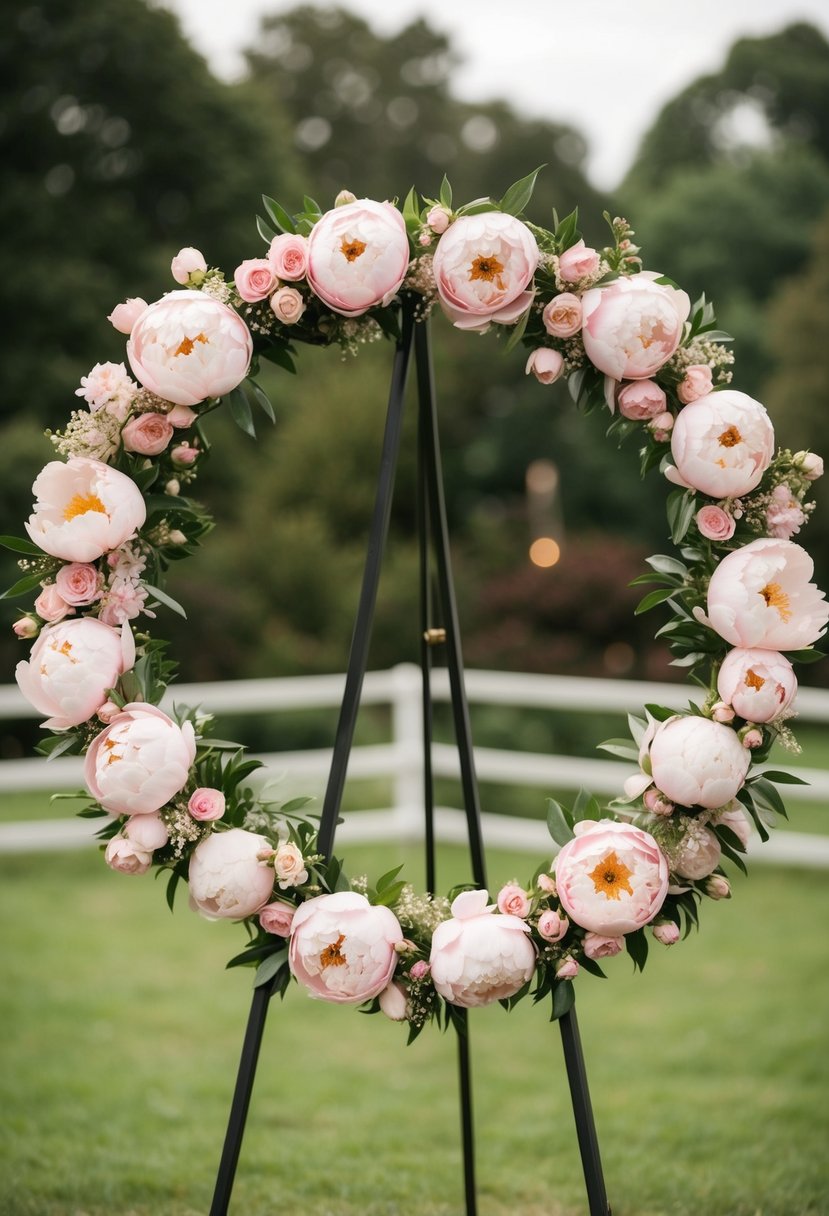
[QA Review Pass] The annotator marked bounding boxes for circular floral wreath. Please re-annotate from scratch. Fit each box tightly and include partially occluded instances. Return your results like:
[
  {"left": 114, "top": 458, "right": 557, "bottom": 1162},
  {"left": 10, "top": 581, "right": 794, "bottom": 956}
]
[{"left": 7, "top": 170, "right": 827, "bottom": 1038}]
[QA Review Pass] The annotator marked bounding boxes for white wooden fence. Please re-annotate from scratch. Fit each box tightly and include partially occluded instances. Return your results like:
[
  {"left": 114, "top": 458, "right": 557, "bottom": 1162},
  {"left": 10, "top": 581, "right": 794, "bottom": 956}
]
[{"left": 1, "top": 665, "right": 828, "bottom": 865}]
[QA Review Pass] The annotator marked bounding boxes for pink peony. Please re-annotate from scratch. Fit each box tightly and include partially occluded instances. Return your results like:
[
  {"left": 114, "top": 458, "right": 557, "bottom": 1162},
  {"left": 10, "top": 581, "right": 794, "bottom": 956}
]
[
  {"left": 583, "top": 932, "right": 623, "bottom": 960},
  {"left": 55, "top": 562, "right": 103, "bottom": 606},
  {"left": 525, "top": 348, "right": 564, "bottom": 384},
  {"left": 121, "top": 411, "right": 174, "bottom": 457},
  {"left": 268, "top": 233, "right": 309, "bottom": 281},
  {"left": 557, "top": 239, "right": 600, "bottom": 283},
  {"left": 496, "top": 884, "right": 531, "bottom": 918},
  {"left": 717, "top": 647, "right": 797, "bottom": 723},
  {"left": 554, "top": 821, "right": 668, "bottom": 936},
  {"left": 289, "top": 891, "right": 403, "bottom": 1004},
  {"left": 677, "top": 364, "right": 713, "bottom": 404},
  {"left": 706, "top": 538, "right": 828, "bottom": 650},
  {"left": 542, "top": 293, "right": 582, "bottom": 338},
  {"left": 105, "top": 835, "right": 152, "bottom": 875},
  {"left": 34, "top": 585, "right": 73, "bottom": 623},
  {"left": 766, "top": 484, "right": 806, "bottom": 541},
  {"left": 124, "top": 811, "right": 169, "bottom": 852},
  {"left": 259, "top": 900, "right": 297, "bottom": 937},
  {"left": 273, "top": 842, "right": 308, "bottom": 889},
  {"left": 270, "top": 286, "right": 306, "bottom": 325},
  {"left": 696, "top": 504, "right": 736, "bottom": 542},
  {"left": 581, "top": 273, "right": 690, "bottom": 380},
  {"left": 234, "top": 258, "right": 277, "bottom": 303},
  {"left": 428, "top": 889, "right": 536, "bottom": 1008},
  {"left": 432, "top": 212, "right": 539, "bottom": 332},
  {"left": 189, "top": 828, "right": 275, "bottom": 919},
  {"left": 187, "top": 787, "right": 226, "bottom": 822},
  {"left": 668, "top": 390, "right": 775, "bottom": 498},
  {"left": 652, "top": 921, "right": 680, "bottom": 946},
  {"left": 16, "top": 618, "right": 133, "bottom": 730},
  {"left": 617, "top": 379, "right": 666, "bottom": 421},
  {"left": 537, "top": 908, "right": 569, "bottom": 941},
  {"left": 127, "top": 290, "right": 253, "bottom": 407},
  {"left": 26, "top": 457, "right": 146, "bottom": 563},
  {"left": 648, "top": 715, "right": 750, "bottom": 809},
  {"left": 171, "top": 247, "right": 207, "bottom": 284},
  {"left": 306, "top": 199, "right": 410, "bottom": 317},
  {"left": 108, "top": 298, "right": 148, "bottom": 335},
  {"left": 84, "top": 702, "right": 195, "bottom": 816}
]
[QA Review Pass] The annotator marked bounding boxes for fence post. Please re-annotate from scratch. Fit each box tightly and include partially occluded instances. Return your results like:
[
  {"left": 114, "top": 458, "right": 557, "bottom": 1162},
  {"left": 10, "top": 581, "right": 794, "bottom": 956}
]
[{"left": 390, "top": 662, "right": 424, "bottom": 839}]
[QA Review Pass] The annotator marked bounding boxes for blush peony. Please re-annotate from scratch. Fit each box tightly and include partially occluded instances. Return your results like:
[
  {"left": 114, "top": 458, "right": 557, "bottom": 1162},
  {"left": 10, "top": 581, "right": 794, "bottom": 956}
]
[
  {"left": 428, "top": 889, "right": 536, "bottom": 1008},
  {"left": 668, "top": 390, "right": 775, "bottom": 498},
  {"left": 305, "top": 200, "right": 410, "bottom": 317},
  {"left": 127, "top": 290, "right": 253, "bottom": 406},
  {"left": 431, "top": 212, "right": 539, "bottom": 332},
  {"left": 26, "top": 457, "right": 147, "bottom": 563},
  {"left": 15, "top": 618, "right": 134, "bottom": 730},
  {"left": 581, "top": 272, "right": 690, "bottom": 380},
  {"left": 706, "top": 538, "right": 828, "bottom": 650},
  {"left": 716, "top": 646, "right": 798, "bottom": 722},
  {"left": 188, "top": 828, "right": 275, "bottom": 919},
  {"left": 84, "top": 702, "right": 196, "bottom": 816},
  {"left": 289, "top": 891, "right": 403, "bottom": 1004},
  {"left": 648, "top": 715, "right": 750, "bottom": 809},
  {"left": 554, "top": 821, "right": 669, "bottom": 937}
]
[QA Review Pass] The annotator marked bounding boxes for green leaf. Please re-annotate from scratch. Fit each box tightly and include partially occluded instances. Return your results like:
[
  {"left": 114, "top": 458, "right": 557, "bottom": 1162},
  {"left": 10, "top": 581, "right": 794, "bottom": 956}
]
[
  {"left": 303, "top": 194, "right": 322, "bottom": 218},
  {"left": 503, "top": 304, "right": 532, "bottom": 353},
  {"left": 546, "top": 798, "right": 575, "bottom": 847},
  {"left": 625, "top": 928, "right": 649, "bottom": 971},
  {"left": 262, "top": 194, "right": 297, "bottom": 234},
  {"left": 498, "top": 165, "right": 544, "bottom": 216},
  {"left": 254, "top": 948, "right": 289, "bottom": 988},
  {"left": 0, "top": 535, "right": 43, "bottom": 555},
  {"left": 551, "top": 979, "right": 575, "bottom": 1020},
  {"left": 666, "top": 488, "right": 697, "bottom": 544},
  {"left": 402, "top": 186, "right": 421, "bottom": 235},
  {"left": 646, "top": 553, "right": 689, "bottom": 578},
  {"left": 635, "top": 587, "right": 678, "bottom": 615},
  {"left": 573, "top": 787, "right": 601, "bottom": 823},
  {"left": 260, "top": 345, "right": 297, "bottom": 374},
  {"left": 749, "top": 776, "right": 788, "bottom": 819},
  {"left": 256, "top": 215, "right": 277, "bottom": 244},
  {"left": 578, "top": 957, "right": 607, "bottom": 978},
  {"left": 247, "top": 379, "right": 275, "bottom": 423},
  {"left": 165, "top": 870, "right": 181, "bottom": 912},
  {"left": 280, "top": 796, "right": 314, "bottom": 815},
  {"left": 1, "top": 569, "right": 51, "bottom": 600},
  {"left": 760, "top": 769, "right": 810, "bottom": 786},
  {"left": 783, "top": 648, "right": 826, "bottom": 665},
  {"left": 596, "top": 739, "right": 640, "bottom": 762},
  {"left": 143, "top": 583, "right": 187, "bottom": 619},
  {"left": 375, "top": 864, "right": 404, "bottom": 892},
  {"left": 438, "top": 175, "right": 453, "bottom": 209},
  {"left": 644, "top": 703, "right": 675, "bottom": 722},
  {"left": 374, "top": 881, "right": 406, "bottom": 908},
  {"left": 226, "top": 385, "right": 256, "bottom": 438}
]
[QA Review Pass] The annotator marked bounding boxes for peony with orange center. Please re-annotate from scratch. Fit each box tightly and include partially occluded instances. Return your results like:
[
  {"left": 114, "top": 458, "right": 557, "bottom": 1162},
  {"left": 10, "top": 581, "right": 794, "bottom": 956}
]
[{"left": 554, "top": 820, "right": 669, "bottom": 937}]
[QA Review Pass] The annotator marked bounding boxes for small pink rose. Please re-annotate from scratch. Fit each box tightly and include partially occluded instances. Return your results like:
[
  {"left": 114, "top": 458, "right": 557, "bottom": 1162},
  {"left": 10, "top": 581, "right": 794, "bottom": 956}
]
[
  {"left": 270, "top": 286, "right": 306, "bottom": 325},
  {"left": 696, "top": 504, "right": 736, "bottom": 542},
  {"left": 496, "top": 884, "right": 530, "bottom": 918},
  {"left": 643, "top": 787, "right": 674, "bottom": 816},
  {"left": 558, "top": 239, "right": 601, "bottom": 283},
  {"left": 583, "top": 932, "right": 623, "bottom": 960},
  {"left": 34, "top": 584, "right": 74, "bottom": 623},
  {"left": 379, "top": 981, "right": 408, "bottom": 1021},
  {"left": 108, "top": 298, "right": 148, "bottom": 335},
  {"left": 105, "top": 835, "right": 151, "bottom": 875},
  {"left": 121, "top": 412, "right": 174, "bottom": 457},
  {"left": 171, "top": 247, "right": 207, "bottom": 284},
  {"left": 188, "top": 787, "right": 226, "bottom": 822},
  {"left": 741, "top": 727, "right": 764, "bottom": 749},
  {"left": 426, "top": 205, "right": 450, "bottom": 234},
  {"left": 555, "top": 955, "right": 579, "bottom": 979},
  {"left": 525, "top": 348, "right": 564, "bottom": 385},
  {"left": 268, "top": 233, "right": 309, "bottom": 281},
  {"left": 274, "top": 841, "right": 308, "bottom": 889},
  {"left": 409, "top": 960, "right": 430, "bottom": 980},
  {"left": 234, "top": 258, "right": 277, "bottom": 303},
  {"left": 97, "top": 699, "right": 121, "bottom": 724},
  {"left": 542, "top": 293, "right": 582, "bottom": 338},
  {"left": 167, "top": 405, "right": 197, "bottom": 428},
  {"left": 171, "top": 443, "right": 199, "bottom": 467},
  {"left": 677, "top": 364, "right": 714, "bottom": 404},
  {"left": 418, "top": 232, "right": 432, "bottom": 247},
  {"left": 649, "top": 410, "right": 674, "bottom": 440},
  {"left": 537, "top": 909, "right": 568, "bottom": 942},
  {"left": 617, "top": 380, "right": 667, "bottom": 421},
  {"left": 259, "top": 900, "right": 297, "bottom": 937},
  {"left": 652, "top": 921, "right": 680, "bottom": 946},
  {"left": 705, "top": 874, "right": 731, "bottom": 900},
  {"left": 55, "top": 562, "right": 103, "bottom": 606}
]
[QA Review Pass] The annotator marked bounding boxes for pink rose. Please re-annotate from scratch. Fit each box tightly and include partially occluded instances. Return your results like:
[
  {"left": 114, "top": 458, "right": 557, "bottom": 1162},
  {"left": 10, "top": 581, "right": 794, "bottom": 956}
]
[
  {"left": 108, "top": 298, "right": 148, "bottom": 335},
  {"left": 696, "top": 504, "right": 736, "bottom": 542},
  {"left": 677, "top": 364, "right": 713, "bottom": 404},
  {"left": 306, "top": 199, "right": 410, "bottom": 317},
  {"left": 268, "top": 233, "right": 309, "bottom": 281},
  {"left": 668, "top": 390, "right": 775, "bottom": 498},
  {"left": 558, "top": 239, "right": 601, "bottom": 284},
  {"left": 379, "top": 981, "right": 408, "bottom": 1021},
  {"left": 537, "top": 908, "right": 569, "bottom": 942},
  {"left": 652, "top": 921, "right": 679, "bottom": 946},
  {"left": 105, "top": 835, "right": 152, "bottom": 875},
  {"left": 127, "top": 290, "right": 253, "bottom": 407},
  {"left": 259, "top": 900, "right": 297, "bottom": 937},
  {"left": 121, "top": 411, "right": 174, "bottom": 457},
  {"left": 270, "top": 286, "right": 306, "bottom": 325},
  {"left": 741, "top": 727, "right": 764, "bottom": 749},
  {"left": 649, "top": 410, "right": 674, "bottom": 441},
  {"left": 555, "top": 956, "right": 579, "bottom": 980},
  {"left": 581, "top": 273, "right": 690, "bottom": 380},
  {"left": 705, "top": 874, "right": 731, "bottom": 900},
  {"left": 617, "top": 379, "right": 667, "bottom": 421},
  {"left": 583, "top": 932, "right": 623, "bottom": 960},
  {"left": 525, "top": 348, "right": 564, "bottom": 384},
  {"left": 15, "top": 617, "right": 133, "bottom": 730},
  {"left": 170, "top": 443, "right": 199, "bottom": 467},
  {"left": 706, "top": 538, "right": 828, "bottom": 650},
  {"left": 167, "top": 404, "right": 197, "bottom": 428},
  {"left": 429, "top": 890, "right": 536, "bottom": 1008},
  {"left": 189, "top": 828, "right": 275, "bottom": 919},
  {"left": 13, "top": 617, "right": 38, "bottom": 640},
  {"left": 432, "top": 211, "right": 539, "bottom": 332},
  {"left": 234, "top": 258, "right": 277, "bottom": 303},
  {"left": 648, "top": 715, "right": 750, "bottom": 809},
  {"left": 717, "top": 646, "right": 797, "bottom": 722},
  {"left": 289, "top": 891, "right": 403, "bottom": 1004},
  {"left": 26, "top": 458, "right": 147, "bottom": 563},
  {"left": 274, "top": 842, "right": 308, "bottom": 889},
  {"left": 766, "top": 484, "right": 806, "bottom": 541},
  {"left": 542, "top": 293, "right": 582, "bottom": 338},
  {"left": 171, "top": 247, "right": 207, "bottom": 284},
  {"left": 84, "top": 702, "right": 196, "bottom": 816},
  {"left": 409, "top": 960, "right": 430, "bottom": 980},
  {"left": 554, "top": 820, "right": 669, "bottom": 936},
  {"left": 426, "top": 206, "right": 451, "bottom": 234},
  {"left": 496, "top": 884, "right": 530, "bottom": 918},
  {"left": 188, "top": 787, "right": 226, "bottom": 822},
  {"left": 34, "top": 585, "right": 73, "bottom": 623},
  {"left": 55, "top": 562, "right": 103, "bottom": 606},
  {"left": 643, "top": 787, "right": 674, "bottom": 816},
  {"left": 124, "top": 811, "right": 169, "bottom": 852}
]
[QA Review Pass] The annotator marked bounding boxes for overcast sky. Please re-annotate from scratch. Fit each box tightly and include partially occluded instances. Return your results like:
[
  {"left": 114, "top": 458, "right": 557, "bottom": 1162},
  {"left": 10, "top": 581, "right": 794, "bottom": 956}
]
[{"left": 157, "top": 0, "right": 829, "bottom": 187}]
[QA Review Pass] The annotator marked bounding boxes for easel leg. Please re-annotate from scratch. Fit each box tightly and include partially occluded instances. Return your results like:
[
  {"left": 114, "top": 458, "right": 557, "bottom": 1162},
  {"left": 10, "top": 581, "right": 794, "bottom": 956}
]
[{"left": 559, "top": 1007, "right": 612, "bottom": 1215}]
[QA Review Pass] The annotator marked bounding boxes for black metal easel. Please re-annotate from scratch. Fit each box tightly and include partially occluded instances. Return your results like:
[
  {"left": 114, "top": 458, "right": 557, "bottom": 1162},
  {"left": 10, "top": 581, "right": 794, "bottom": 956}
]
[{"left": 208, "top": 302, "right": 611, "bottom": 1216}]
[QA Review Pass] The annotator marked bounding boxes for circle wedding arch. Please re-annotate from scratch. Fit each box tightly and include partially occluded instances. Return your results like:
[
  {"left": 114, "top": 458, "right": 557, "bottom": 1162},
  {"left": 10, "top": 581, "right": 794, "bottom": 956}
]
[{"left": 8, "top": 169, "right": 827, "bottom": 1035}]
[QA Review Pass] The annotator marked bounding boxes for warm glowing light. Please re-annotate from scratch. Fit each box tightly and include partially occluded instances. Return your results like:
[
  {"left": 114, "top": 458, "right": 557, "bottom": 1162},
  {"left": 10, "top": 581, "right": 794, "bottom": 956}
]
[{"left": 529, "top": 537, "right": 561, "bottom": 567}]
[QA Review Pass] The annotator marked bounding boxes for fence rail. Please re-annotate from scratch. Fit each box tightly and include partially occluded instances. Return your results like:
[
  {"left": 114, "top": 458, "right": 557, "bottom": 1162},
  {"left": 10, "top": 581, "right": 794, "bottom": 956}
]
[{"left": 2, "top": 665, "right": 828, "bottom": 866}]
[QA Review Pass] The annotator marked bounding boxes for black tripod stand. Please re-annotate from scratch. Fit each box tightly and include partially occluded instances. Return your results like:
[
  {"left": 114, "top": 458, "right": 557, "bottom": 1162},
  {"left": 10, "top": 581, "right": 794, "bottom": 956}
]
[{"left": 208, "top": 302, "right": 611, "bottom": 1216}]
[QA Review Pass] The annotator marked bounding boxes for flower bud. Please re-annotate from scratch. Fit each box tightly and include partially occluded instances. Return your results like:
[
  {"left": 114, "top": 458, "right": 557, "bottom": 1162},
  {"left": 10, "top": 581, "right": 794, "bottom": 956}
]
[
  {"left": 794, "top": 451, "right": 823, "bottom": 481},
  {"left": 711, "top": 701, "right": 735, "bottom": 724},
  {"left": 705, "top": 874, "right": 731, "bottom": 900},
  {"left": 652, "top": 920, "right": 680, "bottom": 946},
  {"left": 334, "top": 189, "right": 357, "bottom": 207},
  {"left": 168, "top": 530, "right": 187, "bottom": 546},
  {"left": 740, "top": 726, "right": 764, "bottom": 749},
  {"left": 165, "top": 479, "right": 181, "bottom": 496},
  {"left": 13, "top": 616, "right": 38, "bottom": 639}
]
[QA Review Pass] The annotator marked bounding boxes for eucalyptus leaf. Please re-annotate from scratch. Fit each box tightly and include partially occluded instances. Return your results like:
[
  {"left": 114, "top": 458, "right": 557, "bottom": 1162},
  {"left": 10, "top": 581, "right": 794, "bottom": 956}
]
[{"left": 144, "top": 583, "right": 187, "bottom": 619}]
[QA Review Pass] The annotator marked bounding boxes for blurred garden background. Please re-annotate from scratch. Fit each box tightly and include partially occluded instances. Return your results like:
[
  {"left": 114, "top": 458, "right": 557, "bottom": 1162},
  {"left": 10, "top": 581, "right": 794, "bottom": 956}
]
[{"left": 2, "top": 2, "right": 829, "bottom": 1213}]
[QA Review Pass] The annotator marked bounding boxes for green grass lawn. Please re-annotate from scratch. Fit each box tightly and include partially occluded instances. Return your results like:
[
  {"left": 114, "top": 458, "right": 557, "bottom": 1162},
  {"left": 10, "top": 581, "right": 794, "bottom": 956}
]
[{"left": 2, "top": 842, "right": 828, "bottom": 1216}]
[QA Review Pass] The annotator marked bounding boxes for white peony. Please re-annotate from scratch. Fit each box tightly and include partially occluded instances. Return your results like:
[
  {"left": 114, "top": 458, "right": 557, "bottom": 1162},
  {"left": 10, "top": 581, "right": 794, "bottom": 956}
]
[
  {"left": 649, "top": 715, "right": 750, "bottom": 810},
  {"left": 428, "top": 889, "right": 536, "bottom": 1008},
  {"left": 188, "top": 828, "right": 275, "bottom": 920}
]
